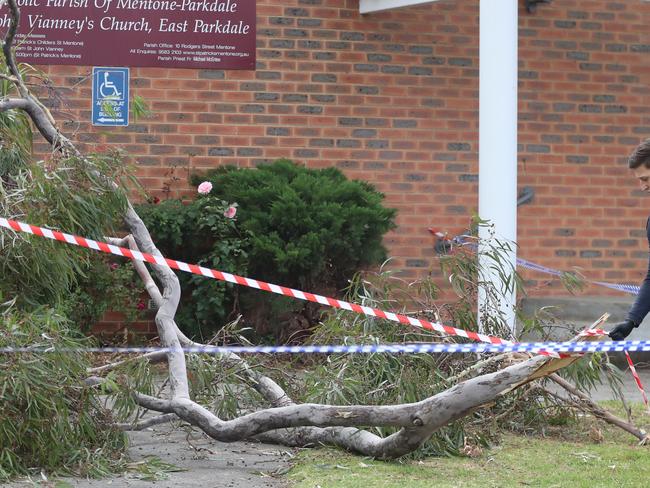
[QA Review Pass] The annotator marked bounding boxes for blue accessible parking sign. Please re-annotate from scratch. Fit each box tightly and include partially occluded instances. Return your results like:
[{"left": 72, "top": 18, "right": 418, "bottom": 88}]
[{"left": 92, "top": 67, "right": 129, "bottom": 127}]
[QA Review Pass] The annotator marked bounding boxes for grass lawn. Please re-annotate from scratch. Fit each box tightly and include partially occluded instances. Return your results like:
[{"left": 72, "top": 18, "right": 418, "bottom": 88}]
[{"left": 287, "top": 403, "right": 650, "bottom": 488}]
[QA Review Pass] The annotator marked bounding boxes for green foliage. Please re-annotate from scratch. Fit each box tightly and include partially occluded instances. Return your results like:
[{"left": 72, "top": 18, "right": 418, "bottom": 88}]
[
  {"left": 101, "top": 355, "right": 156, "bottom": 423},
  {"left": 291, "top": 227, "right": 615, "bottom": 458},
  {"left": 0, "top": 60, "right": 133, "bottom": 310},
  {"left": 192, "top": 159, "right": 397, "bottom": 292},
  {"left": 559, "top": 269, "right": 587, "bottom": 295},
  {"left": 0, "top": 61, "right": 134, "bottom": 310},
  {"left": 131, "top": 95, "right": 153, "bottom": 122},
  {"left": 0, "top": 62, "right": 32, "bottom": 176},
  {"left": 0, "top": 307, "right": 127, "bottom": 481},
  {"left": 0, "top": 61, "right": 137, "bottom": 481},
  {"left": 0, "top": 150, "right": 132, "bottom": 308},
  {"left": 125, "top": 456, "right": 186, "bottom": 481},
  {"left": 59, "top": 256, "right": 145, "bottom": 333},
  {"left": 434, "top": 218, "right": 523, "bottom": 340},
  {"left": 97, "top": 319, "right": 265, "bottom": 430},
  {"left": 180, "top": 320, "right": 274, "bottom": 419},
  {"left": 136, "top": 196, "right": 249, "bottom": 340},
  {"left": 0, "top": 106, "right": 31, "bottom": 176},
  {"left": 99, "top": 95, "right": 152, "bottom": 124},
  {"left": 300, "top": 267, "right": 490, "bottom": 458}
]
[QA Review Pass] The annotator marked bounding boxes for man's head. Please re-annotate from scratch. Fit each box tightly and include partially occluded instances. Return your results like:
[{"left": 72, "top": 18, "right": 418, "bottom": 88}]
[{"left": 629, "top": 139, "right": 650, "bottom": 192}]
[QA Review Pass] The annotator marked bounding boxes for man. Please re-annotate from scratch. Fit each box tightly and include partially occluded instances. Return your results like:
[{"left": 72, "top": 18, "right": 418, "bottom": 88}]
[{"left": 609, "top": 139, "right": 650, "bottom": 340}]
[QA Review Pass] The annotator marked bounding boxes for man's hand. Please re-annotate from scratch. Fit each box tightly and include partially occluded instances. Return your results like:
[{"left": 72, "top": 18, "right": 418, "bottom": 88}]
[{"left": 608, "top": 319, "right": 637, "bottom": 340}]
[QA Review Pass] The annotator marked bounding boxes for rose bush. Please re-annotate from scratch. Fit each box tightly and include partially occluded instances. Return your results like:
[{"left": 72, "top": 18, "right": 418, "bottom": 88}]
[{"left": 137, "top": 190, "right": 249, "bottom": 339}]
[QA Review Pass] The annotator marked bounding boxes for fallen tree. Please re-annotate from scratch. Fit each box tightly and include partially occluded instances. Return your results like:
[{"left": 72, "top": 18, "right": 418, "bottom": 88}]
[{"left": 1, "top": 0, "right": 647, "bottom": 464}]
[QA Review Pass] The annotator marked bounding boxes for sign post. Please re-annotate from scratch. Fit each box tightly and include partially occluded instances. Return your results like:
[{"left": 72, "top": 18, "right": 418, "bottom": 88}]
[{"left": 92, "top": 67, "right": 129, "bottom": 127}]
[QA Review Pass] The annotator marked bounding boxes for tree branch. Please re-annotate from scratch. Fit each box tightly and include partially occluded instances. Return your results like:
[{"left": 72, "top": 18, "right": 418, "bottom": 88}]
[
  {"left": 115, "top": 413, "right": 178, "bottom": 431},
  {"left": 126, "top": 354, "right": 551, "bottom": 458},
  {"left": 549, "top": 373, "right": 649, "bottom": 443}
]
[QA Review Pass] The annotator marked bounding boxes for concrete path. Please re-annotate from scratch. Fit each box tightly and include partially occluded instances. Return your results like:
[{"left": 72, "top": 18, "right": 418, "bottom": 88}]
[
  {"left": 83, "top": 426, "right": 291, "bottom": 488},
  {"left": 4, "top": 424, "right": 291, "bottom": 488},
  {"left": 590, "top": 365, "right": 650, "bottom": 403},
  {"left": 90, "top": 427, "right": 289, "bottom": 488}
]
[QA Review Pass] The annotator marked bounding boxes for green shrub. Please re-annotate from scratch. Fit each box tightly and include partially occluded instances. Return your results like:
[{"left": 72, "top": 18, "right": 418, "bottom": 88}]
[
  {"left": 192, "top": 159, "right": 397, "bottom": 292},
  {"left": 139, "top": 160, "right": 396, "bottom": 340},
  {"left": 187, "top": 160, "right": 396, "bottom": 339},
  {"left": 0, "top": 307, "right": 127, "bottom": 480},
  {"left": 136, "top": 196, "right": 250, "bottom": 340}
]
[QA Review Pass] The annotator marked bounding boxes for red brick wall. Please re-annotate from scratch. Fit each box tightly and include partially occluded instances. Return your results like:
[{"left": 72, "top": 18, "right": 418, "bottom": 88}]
[
  {"left": 95, "top": 310, "right": 157, "bottom": 339},
  {"left": 517, "top": 0, "right": 649, "bottom": 295},
  {"left": 36, "top": 0, "right": 650, "bottom": 309}
]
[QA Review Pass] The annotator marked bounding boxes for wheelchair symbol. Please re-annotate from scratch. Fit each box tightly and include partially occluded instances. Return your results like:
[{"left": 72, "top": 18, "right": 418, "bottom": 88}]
[
  {"left": 99, "top": 71, "right": 122, "bottom": 99},
  {"left": 92, "top": 67, "right": 129, "bottom": 126}
]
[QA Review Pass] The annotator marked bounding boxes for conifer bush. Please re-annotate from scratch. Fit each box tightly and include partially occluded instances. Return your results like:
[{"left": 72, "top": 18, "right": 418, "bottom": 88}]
[
  {"left": 193, "top": 159, "right": 397, "bottom": 293},
  {"left": 192, "top": 159, "right": 396, "bottom": 339},
  {"left": 139, "top": 159, "right": 396, "bottom": 339}
]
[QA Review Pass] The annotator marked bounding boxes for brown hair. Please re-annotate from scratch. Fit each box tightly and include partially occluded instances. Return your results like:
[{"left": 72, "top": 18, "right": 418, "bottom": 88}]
[{"left": 628, "top": 139, "right": 650, "bottom": 169}]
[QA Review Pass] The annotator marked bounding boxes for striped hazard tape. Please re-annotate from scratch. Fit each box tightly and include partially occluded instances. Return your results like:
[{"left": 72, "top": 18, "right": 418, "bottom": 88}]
[
  {"left": 624, "top": 351, "right": 650, "bottom": 412},
  {"left": 517, "top": 257, "right": 641, "bottom": 295},
  {"left": 431, "top": 230, "right": 650, "bottom": 404},
  {"left": 513, "top": 257, "right": 648, "bottom": 407},
  {"left": 0, "top": 217, "right": 520, "bottom": 348},
  {"left": 429, "top": 230, "right": 641, "bottom": 295},
  {"left": 2, "top": 339, "right": 650, "bottom": 355},
  {"left": 4, "top": 218, "right": 621, "bottom": 359}
]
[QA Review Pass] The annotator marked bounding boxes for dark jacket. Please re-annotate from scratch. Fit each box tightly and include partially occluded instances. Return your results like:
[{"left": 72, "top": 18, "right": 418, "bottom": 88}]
[{"left": 627, "top": 218, "right": 650, "bottom": 326}]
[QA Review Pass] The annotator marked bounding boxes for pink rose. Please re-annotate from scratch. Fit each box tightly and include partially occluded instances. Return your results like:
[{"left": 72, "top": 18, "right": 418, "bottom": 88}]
[
  {"left": 197, "top": 181, "right": 213, "bottom": 195},
  {"left": 109, "top": 263, "right": 119, "bottom": 270},
  {"left": 223, "top": 205, "right": 237, "bottom": 219},
  {"left": 136, "top": 301, "right": 146, "bottom": 311}
]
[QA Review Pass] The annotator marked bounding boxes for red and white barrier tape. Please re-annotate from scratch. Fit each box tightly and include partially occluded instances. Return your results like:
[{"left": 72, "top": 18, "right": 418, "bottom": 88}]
[
  {"left": 579, "top": 328, "right": 607, "bottom": 338},
  {"left": 2, "top": 217, "right": 572, "bottom": 356},
  {"left": 624, "top": 351, "right": 650, "bottom": 412}
]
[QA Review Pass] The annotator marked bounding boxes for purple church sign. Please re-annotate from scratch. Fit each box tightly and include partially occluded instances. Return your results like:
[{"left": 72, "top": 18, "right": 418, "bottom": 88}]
[{"left": 0, "top": 0, "right": 256, "bottom": 69}]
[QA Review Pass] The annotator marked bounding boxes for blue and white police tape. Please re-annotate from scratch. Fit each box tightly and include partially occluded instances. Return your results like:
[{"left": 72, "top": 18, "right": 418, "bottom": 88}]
[
  {"left": 443, "top": 235, "right": 641, "bottom": 296},
  {"left": 1, "top": 340, "right": 649, "bottom": 355},
  {"left": 516, "top": 257, "right": 641, "bottom": 295}
]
